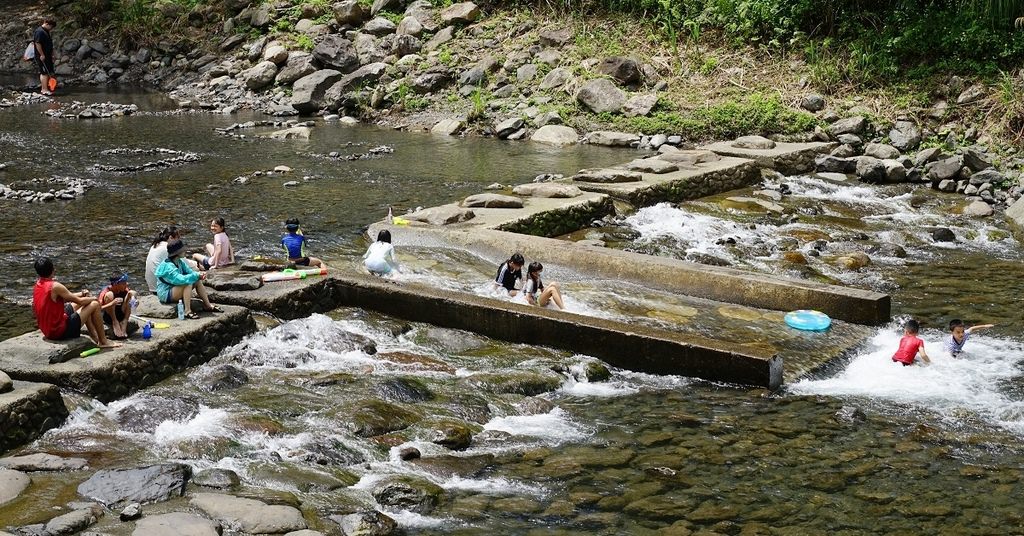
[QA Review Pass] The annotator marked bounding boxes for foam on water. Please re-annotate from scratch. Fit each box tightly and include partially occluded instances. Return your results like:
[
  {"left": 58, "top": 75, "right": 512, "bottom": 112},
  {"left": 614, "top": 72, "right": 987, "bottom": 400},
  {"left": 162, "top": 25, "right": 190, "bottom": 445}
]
[
  {"left": 791, "top": 327, "right": 1024, "bottom": 435},
  {"left": 625, "top": 203, "right": 767, "bottom": 258},
  {"left": 482, "top": 407, "right": 590, "bottom": 443},
  {"left": 441, "top": 475, "right": 544, "bottom": 496},
  {"left": 151, "top": 406, "right": 231, "bottom": 444}
]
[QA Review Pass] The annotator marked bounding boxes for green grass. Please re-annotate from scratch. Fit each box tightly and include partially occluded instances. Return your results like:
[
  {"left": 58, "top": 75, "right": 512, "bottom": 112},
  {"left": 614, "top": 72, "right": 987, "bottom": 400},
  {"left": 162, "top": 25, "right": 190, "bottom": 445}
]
[{"left": 611, "top": 93, "right": 818, "bottom": 139}]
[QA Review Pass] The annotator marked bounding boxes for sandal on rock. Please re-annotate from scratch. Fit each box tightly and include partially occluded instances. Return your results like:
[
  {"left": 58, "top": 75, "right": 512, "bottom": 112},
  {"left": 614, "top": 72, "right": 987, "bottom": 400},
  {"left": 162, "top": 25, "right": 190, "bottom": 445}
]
[
  {"left": 184, "top": 312, "right": 201, "bottom": 320},
  {"left": 205, "top": 305, "right": 224, "bottom": 313}
]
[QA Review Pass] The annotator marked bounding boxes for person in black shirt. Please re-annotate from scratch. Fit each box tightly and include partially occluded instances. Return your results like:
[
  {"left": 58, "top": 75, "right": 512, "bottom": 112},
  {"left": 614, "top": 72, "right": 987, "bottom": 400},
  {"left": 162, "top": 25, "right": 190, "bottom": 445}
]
[
  {"left": 33, "top": 18, "right": 57, "bottom": 95},
  {"left": 494, "top": 252, "right": 525, "bottom": 297}
]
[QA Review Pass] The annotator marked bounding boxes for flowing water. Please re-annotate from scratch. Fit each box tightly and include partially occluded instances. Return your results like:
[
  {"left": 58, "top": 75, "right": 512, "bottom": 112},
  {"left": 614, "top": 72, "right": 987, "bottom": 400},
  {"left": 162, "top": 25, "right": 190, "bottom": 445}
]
[{"left": 3, "top": 87, "right": 1024, "bottom": 534}]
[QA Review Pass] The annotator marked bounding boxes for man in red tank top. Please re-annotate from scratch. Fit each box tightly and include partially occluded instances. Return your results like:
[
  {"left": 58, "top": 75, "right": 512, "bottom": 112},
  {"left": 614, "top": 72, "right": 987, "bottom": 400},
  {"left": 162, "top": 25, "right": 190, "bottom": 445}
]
[{"left": 32, "top": 257, "right": 120, "bottom": 349}]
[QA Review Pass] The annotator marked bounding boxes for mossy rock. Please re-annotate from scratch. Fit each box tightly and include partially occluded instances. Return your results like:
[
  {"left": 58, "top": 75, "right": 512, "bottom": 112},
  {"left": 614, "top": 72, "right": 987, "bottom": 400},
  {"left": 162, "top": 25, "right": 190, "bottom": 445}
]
[
  {"left": 431, "top": 419, "right": 474, "bottom": 450},
  {"left": 247, "top": 461, "right": 357, "bottom": 492},
  {"left": 371, "top": 475, "right": 445, "bottom": 514},
  {"left": 581, "top": 360, "right": 611, "bottom": 382},
  {"left": 462, "top": 371, "right": 564, "bottom": 395},
  {"left": 338, "top": 398, "right": 420, "bottom": 437}
]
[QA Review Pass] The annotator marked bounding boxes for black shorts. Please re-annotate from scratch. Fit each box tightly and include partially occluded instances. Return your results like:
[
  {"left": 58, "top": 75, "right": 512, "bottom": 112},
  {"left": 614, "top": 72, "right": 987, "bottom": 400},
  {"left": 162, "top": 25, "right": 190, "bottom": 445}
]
[
  {"left": 33, "top": 56, "right": 55, "bottom": 76},
  {"left": 58, "top": 303, "right": 82, "bottom": 340},
  {"left": 102, "top": 305, "right": 126, "bottom": 326},
  {"left": 291, "top": 257, "right": 311, "bottom": 266}
]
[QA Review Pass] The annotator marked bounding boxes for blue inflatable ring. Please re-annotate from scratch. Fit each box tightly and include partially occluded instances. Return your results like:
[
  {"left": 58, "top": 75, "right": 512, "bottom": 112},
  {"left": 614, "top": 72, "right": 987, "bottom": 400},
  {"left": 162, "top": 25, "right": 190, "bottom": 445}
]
[{"left": 784, "top": 310, "right": 832, "bottom": 331}]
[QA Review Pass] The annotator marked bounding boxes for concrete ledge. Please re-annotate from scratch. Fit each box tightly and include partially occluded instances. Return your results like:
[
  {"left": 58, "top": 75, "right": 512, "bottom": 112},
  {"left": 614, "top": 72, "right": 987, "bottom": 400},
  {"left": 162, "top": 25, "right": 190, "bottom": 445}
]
[
  {"left": 0, "top": 381, "right": 67, "bottom": 453},
  {"left": 209, "top": 276, "right": 336, "bottom": 320},
  {"left": 0, "top": 306, "right": 255, "bottom": 403},
  {"left": 331, "top": 273, "right": 783, "bottom": 389},
  {"left": 701, "top": 141, "right": 834, "bottom": 175},
  {"left": 573, "top": 156, "right": 760, "bottom": 206},
  {"left": 372, "top": 225, "right": 891, "bottom": 325}
]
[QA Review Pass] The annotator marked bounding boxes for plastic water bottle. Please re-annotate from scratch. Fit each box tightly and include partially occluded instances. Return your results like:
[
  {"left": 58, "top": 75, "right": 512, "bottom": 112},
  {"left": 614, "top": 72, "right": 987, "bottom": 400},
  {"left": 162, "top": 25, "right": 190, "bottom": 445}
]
[
  {"left": 387, "top": 205, "right": 394, "bottom": 224},
  {"left": 176, "top": 299, "right": 185, "bottom": 320},
  {"left": 142, "top": 322, "right": 152, "bottom": 340},
  {"left": 129, "top": 297, "right": 138, "bottom": 314}
]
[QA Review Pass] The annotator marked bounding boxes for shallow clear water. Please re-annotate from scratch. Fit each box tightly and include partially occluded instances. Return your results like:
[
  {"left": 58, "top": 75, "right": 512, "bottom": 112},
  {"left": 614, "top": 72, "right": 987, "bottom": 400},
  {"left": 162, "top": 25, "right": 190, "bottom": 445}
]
[{"left": 3, "top": 91, "right": 1024, "bottom": 533}]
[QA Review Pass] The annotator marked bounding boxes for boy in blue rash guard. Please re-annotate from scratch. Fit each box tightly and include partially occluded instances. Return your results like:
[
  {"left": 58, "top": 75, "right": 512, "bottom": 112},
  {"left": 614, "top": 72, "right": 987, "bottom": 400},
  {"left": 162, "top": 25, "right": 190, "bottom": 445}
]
[{"left": 281, "top": 218, "right": 328, "bottom": 269}]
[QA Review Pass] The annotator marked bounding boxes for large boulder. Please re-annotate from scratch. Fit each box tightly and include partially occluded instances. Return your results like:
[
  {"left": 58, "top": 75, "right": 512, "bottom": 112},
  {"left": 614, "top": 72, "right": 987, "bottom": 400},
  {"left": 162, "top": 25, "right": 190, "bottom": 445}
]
[
  {"left": 0, "top": 453, "right": 87, "bottom": 471},
  {"left": 963, "top": 147, "right": 994, "bottom": 172},
  {"left": 275, "top": 52, "right": 317, "bottom": 85},
  {"left": 191, "top": 493, "right": 306, "bottom": 534},
  {"left": 595, "top": 56, "right": 642, "bottom": 85},
  {"left": 440, "top": 2, "right": 480, "bottom": 24},
  {"left": 622, "top": 93, "right": 658, "bottom": 117},
  {"left": 576, "top": 78, "right": 626, "bottom": 114},
  {"left": 77, "top": 463, "right": 191, "bottom": 508},
  {"left": 312, "top": 35, "right": 359, "bottom": 73},
  {"left": 1007, "top": 196, "right": 1024, "bottom": 232},
  {"left": 261, "top": 44, "right": 289, "bottom": 65},
  {"left": 240, "top": 60, "right": 278, "bottom": 90},
  {"left": 513, "top": 183, "right": 582, "bottom": 198},
  {"left": 586, "top": 131, "right": 639, "bottom": 147},
  {"left": 291, "top": 69, "right": 343, "bottom": 114},
  {"left": 829, "top": 116, "right": 867, "bottom": 136},
  {"left": 462, "top": 194, "right": 524, "bottom": 208},
  {"left": 926, "top": 156, "right": 963, "bottom": 182},
  {"left": 882, "top": 159, "right": 907, "bottom": 183},
  {"left": 372, "top": 476, "right": 445, "bottom": 514},
  {"left": 333, "top": 0, "right": 368, "bottom": 26},
  {"left": 364, "top": 16, "right": 397, "bottom": 35},
  {"left": 963, "top": 200, "right": 994, "bottom": 217},
  {"left": 855, "top": 156, "right": 887, "bottom": 183},
  {"left": 431, "top": 118, "right": 464, "bottom": 136},
  {"left": 397, "top": 16, "right": 424, "bottom": 36},
  {"left": 0, "top": 469, "right": 29, "bottom": 507},
  {"left": 331, "top": 511, "right": 397, "bottom": 536},
  {"left": 530, "top": 125, "right": 578, "bottom": 146},
  {"left": 863, "top": 143, "right": 899, "bottom": 160},
  {"left": 354, "top": 33, "right": 386, "bottom": 65},
  {"left": 326, "top": 62, "right": 389, "bottom": 101},
  {"left": 889, "top": 120, "right": 921, "bottom": 152},
  {"left": 132, "top": 512, "right": 222, "bottom": 536},
  {"left": 403, "top": 205, "right": 475, "bottom": 225}
]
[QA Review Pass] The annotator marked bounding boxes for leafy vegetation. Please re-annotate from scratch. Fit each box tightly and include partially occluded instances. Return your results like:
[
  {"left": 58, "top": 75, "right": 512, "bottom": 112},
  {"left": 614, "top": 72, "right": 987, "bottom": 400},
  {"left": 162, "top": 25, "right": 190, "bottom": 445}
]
[{"left": 610, "top": 93, "right": 817, "bottom": 139}]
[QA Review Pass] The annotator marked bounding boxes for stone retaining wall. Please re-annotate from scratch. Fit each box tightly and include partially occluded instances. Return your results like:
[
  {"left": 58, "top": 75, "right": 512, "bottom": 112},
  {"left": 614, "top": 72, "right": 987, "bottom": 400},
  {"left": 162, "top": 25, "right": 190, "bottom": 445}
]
[
  {"left": 627, "top": 160, "right": 760, "bottom": 206},
  {"left": 210, "top": 277, "right": 337, "bottom": 320},
  {"left": 496, "top": 196, "right": 614, "bottom": 237},
  {"left": 0, "top": 382, "right": 67, "bottom": 453}
]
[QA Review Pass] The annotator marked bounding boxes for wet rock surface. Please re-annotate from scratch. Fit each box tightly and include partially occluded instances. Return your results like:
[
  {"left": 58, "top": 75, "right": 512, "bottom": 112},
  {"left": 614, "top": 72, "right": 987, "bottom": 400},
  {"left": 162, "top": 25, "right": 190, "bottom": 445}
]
[{"left": 77, "top": 463, "right": 191, "bottom": 508}]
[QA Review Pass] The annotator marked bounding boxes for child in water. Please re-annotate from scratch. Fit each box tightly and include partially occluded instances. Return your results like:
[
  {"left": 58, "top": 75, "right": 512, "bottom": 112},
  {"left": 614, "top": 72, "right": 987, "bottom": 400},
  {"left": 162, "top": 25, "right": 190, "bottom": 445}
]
[
  {"left": 892, "top": 319, "right": 930, "bottom": 366},
  {"left": 943, "top": 319, "right": 995, "bottom": 357},
  {"left": 281, "top": 218, "right": 327, "bottom": 269},
  {"left": 363, "top": 229, "right": 401, "bottom": 276},
  {"left": 494, "top": 253, "right": 524, "bottom": 297},
  {"left": 522, "top": 262, "right": 565, "bottom": 310},
  {"left": 193, "top": 217, "right": 234, "bottom": 271}
]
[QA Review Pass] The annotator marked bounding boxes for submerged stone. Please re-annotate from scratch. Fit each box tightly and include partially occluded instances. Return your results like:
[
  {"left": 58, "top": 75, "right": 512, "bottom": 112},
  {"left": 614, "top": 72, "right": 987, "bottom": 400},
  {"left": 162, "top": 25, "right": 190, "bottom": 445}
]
[{"left": 372, "top": 475, "right": 445, "bottom": 514}]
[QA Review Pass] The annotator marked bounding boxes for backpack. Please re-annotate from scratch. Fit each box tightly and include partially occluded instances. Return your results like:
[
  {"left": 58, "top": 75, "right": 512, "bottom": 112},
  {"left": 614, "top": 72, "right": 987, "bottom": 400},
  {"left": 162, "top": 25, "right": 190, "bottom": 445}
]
[{"left": 22, "top": 42, "right": 35, "bottom": 61}]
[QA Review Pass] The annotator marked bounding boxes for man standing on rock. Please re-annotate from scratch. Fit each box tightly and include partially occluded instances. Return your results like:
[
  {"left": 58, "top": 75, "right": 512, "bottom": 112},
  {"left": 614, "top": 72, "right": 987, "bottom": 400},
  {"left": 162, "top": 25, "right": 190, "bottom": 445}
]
[{"left": 32, "top": 18, "right": 56, "bottom": 95}]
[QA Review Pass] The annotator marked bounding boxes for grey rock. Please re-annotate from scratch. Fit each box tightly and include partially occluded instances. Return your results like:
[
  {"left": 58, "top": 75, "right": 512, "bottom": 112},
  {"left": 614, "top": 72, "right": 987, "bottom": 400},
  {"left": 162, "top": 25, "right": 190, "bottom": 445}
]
[
  {"left": 595, "top": 56, "right": 642, "bottom": 85},
  {"left": 836, "top": 133, "right": 863, "bottom": 147},
  {"left": 649, "top": 134, "right": 668, "bottom": 148},
  {"left": 539, "top": 27, "right": 574, "bottom": 46},
  {"left": 0, "top": 469, "right": 30, "bottom": 506},
  {"left": 882, "top": 159, "right": 907, "bottom": 183},
  {"left": 754, "top": 189, "right": 783, "bottom": 202},
  {"left": 251, "top": 4, "right": 272, "bottom": 27},
  {"left": 863, "top": 142, "right": 899, "bottom": 160},
  {"left": 0, "top": 453, "right": 87, "bottom": 471},
  {"left": 410, "top": 71, "right": 451, "bottom": 93},
  {"left": 191, "top": 493, "right": 306, "bottom": 534},
  {"left": 119, "top": 502, "right": 142, "bottom": 521},
  {"left": 831, "top": 144, "right": 857, "bottom": 158},
  {"left": 889, "top": 120, "right": 921, "bottom": 151},
  {"left": 403, "top": 205, "right": 475, "bottom": 225},
  {"left": 576, "top": 78, "right": 626, "bottom": 114},
  {"left": 219, "top": 34, "right": 246, "bottom": 52},
  {"left": 240, "top": 61, "right": 278, "bottom": 90},
  {"left": 431, "top": 118, "right": 464, "bottom": 136},
  {"left": 392, "top": 34, "right": 422, "bottom": 57},
  {"left": 291, "top": 69, "right": 343, "bottom": 114},
  {"left": 312, "top": 35, "right": 359, "bottom": 73},
  {"left": 512, "top": 183, "right": 582, "bottom": 198},
  {"left": 622, "top": 93, "right": 658, "bottom": 117},
  {"left": 964, "top": 184, "right": 979, "bottom": 196},
  {"left": 397, "top": 16, "right": 423, "bottom": 36},
  {"left": 800, "top": 94, "right": 825, "bottom": 112},
  {"left": 262, "top": 44, "right": 289, "bottom": 65},
  {"left": 276, "top": 52, "right": 317, "bottom": 85},
  {"left": 815, "top": 155, "right": 855, "bottom": 174},
  {"left": 372, "top": 477, "right": 444, "bottom": 514},
  {"left": 354, "top": 33, "right": 386, "bottom": 65},
  {"left": 424, "top": 26, "right": 454, "bottom": 52},
  {"left": 364, "top": 16, "right": 395, "bottom": 35},
  {"left": 331, "top": 511, "right": 397, "bottom": 536},
  {"left": 458, "top": 66, "right": 487, "bottom": 86},
  {"left": 914, "top": 147, "right": 943, "bottom": 167},
  {"left": 495, "top": 117, "right": 525, "bottom": 139},
  {"left": 134, "top": 295, "right": 176, "bottom": 319},
  {"left": 1007, "top": 196, "right": 1024, "bottom": 229},
  {"left": 77, "top": 463, "right": 191, "bottom": 508},
  {"left": 586, "top": 130, "right": 640, "bottom": 147},
  {"left": 927, "top": 156, "right": 963, "bottom": 182},
  {"left": 829, "top": 116, "right": 867, "bottom": 136},
  {"left": 624, "top": 158, "right": 678, "bottom": 174},
  {"left": 538, "top": 67, "right": 571, "bottom": 90},
  {"left": 855, "top": 156, "right": 887, "bottom": 183},
  {"left": 132, "top": 512, "right": 221, "bottom": 536},
  {"left": 530, "top": 124, "right": 577, "bottom": 146},
  {"left": 327, "top": 62, "right": 389, "bottom": 102},
  {"left": 333, "top": 0, "right": 368, "bottom": 26},
  {"left": 193, "top": 468, "right": 241, "bottom": 489},
  {"left": 572, "top": 169, "right": 643, "bottom": 183},
  {"left": 956, "top": 84, "right": 986, "bottom": 105},
  {"left": 200, "top": 364, "right": 250, "bottom": 391},
  {"left": 441, "top": 2, "right": 480, "bottom": 24},
  {"left": 267, "top": 126, "right": 312, "bottom": 139},
  {"left": 44, "top": 507, "right": 99, "bottom": 535},
  {"left": 970, "top": 169, "right": 1004, "bottom": 186},
  {"left": 963, "top": 148, "right": 993, "bottom": 172},
  {"left": 462, "top": 193, "right": 524, "bottom": 208},
  {"left": 732, "top": 135, "right": 776, "bottom": 150},
  {"left": 0, "top": 371, "right": 10, "bottom": 394},
  {"left": 938, "top": 179, "right": 957, "bottom": 192},
  {"left": 516, "top": 63, "right": 538, "bottom": 82},
  {"left": 536, "top": 48, "right": 561, "bottom": 66}
]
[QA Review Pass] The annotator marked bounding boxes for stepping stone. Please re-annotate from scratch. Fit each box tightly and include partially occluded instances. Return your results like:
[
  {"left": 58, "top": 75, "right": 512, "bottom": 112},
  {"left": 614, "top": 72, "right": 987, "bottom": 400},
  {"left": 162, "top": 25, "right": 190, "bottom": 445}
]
[
  {"left": 571, "top": 169, "right": 643, "bottom": 183},
  {"left": 462, "top": 193, "right": 524, "bottom": 208},
  {"left": 623, "top": 158, "right": 678, "bottom": 174}
]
